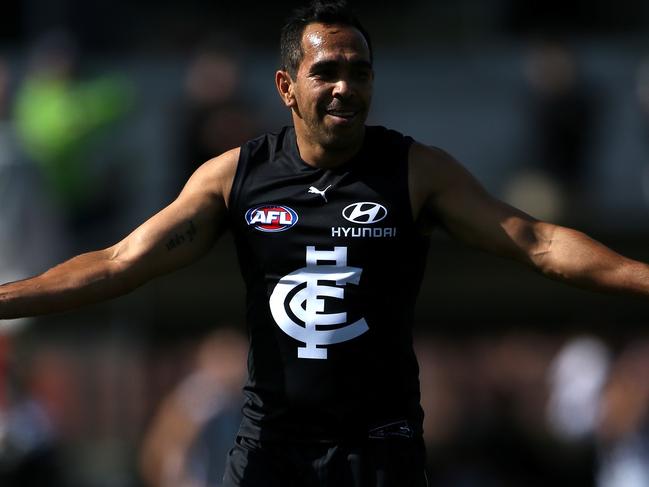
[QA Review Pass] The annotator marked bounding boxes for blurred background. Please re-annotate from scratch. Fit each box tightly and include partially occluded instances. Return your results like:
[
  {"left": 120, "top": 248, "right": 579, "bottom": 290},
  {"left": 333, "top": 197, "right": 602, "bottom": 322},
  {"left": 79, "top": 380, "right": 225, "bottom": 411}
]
[{"left": 1, "top": 0, "right": 649, "bottom": 486}]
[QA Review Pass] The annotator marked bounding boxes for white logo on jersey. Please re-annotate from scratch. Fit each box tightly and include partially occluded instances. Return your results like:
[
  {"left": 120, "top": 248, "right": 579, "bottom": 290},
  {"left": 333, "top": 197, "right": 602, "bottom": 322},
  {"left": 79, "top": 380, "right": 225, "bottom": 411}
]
[
  {"left": 308, "top": 185, "right": 332, "bottom": 202},
  {"left": 269, "top": 246, "right": 368, "bottom": 359},
  {"left": 342, "top": 202, "right": 387, "bottom": 224}
]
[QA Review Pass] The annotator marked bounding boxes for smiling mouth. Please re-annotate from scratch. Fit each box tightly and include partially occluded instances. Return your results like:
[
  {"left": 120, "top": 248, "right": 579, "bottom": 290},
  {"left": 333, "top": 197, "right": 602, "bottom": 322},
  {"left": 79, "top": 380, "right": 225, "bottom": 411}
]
[{"left": 325, "top": 109, "right": 359, "bottom": 120}]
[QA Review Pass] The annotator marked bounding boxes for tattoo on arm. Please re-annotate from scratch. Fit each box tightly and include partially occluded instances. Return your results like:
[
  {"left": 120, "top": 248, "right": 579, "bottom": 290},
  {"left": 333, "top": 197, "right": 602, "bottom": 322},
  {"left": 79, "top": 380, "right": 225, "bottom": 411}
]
[{"left": 166, "top": 220, "right": 198, "bottom": 251}]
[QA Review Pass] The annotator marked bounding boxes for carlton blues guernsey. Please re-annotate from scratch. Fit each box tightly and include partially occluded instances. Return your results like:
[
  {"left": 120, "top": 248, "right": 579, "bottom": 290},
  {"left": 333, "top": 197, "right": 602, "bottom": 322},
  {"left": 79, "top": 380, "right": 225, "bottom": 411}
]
[{"left": 228, "top": 125, "right": 430, "bottom": 442}]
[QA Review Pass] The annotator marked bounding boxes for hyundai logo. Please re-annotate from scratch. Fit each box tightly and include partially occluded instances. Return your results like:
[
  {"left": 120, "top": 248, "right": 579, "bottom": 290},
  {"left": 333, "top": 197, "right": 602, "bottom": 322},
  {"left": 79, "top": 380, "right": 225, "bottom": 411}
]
[{"left": 342, "top": 202, "right": 388, "bottom": 224}]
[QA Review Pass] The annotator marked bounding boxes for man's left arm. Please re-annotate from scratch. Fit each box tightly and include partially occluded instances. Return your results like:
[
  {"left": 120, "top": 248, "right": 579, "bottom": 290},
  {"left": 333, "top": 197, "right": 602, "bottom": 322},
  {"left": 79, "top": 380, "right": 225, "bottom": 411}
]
[{"left": 409, "top": 142, "right": 649, "bottom": 297}]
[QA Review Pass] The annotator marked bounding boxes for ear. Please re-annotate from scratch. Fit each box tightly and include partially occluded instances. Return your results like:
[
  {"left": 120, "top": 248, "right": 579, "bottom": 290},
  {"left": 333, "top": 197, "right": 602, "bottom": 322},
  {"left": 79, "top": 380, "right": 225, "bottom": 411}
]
[{"left": 275, "top": 70, "right": 296, "bottom": 108}]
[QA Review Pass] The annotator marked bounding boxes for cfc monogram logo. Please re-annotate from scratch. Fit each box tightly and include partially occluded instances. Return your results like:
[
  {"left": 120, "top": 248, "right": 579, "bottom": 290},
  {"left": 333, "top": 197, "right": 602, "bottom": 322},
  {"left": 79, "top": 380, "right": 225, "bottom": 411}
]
[{"left": 269, "top": 246, "right": 368, "bottom": 359}]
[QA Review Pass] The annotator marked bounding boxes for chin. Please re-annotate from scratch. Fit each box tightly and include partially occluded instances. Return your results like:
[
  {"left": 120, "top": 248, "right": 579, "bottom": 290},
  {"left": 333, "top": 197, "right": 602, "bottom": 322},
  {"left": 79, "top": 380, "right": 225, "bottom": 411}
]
[
  {"left": 322, "top": 123, "right": 364, "bottom": 147},
  {"left": 321, "top": 133, "right": 359, "bottom": 151}
]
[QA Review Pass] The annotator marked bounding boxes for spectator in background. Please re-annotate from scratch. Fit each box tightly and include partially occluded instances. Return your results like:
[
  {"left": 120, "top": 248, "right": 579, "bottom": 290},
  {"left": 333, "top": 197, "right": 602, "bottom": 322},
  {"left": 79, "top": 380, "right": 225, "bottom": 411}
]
[
  {"left": 0, "top": 56, "right": 23, "bottom": 280},
  {"left": 0, "top": 384, "right": 63, "bottom": 487},
  {"left": 635, "top": 58, "right": 649, "bottom": 210},
  {"left": 416, "top": 334, "right": 603, "bottom": 487},
  {"left": 13, "top": 31, "right": 134, "bottom": 250},
  {"left": 175, "top": 43, "right": 258, "bottom": 190},
  {"left": 508, "top": 41, "right": 597, "bottom": 222},
  {"left": 0, "top": 56, "right": 56, "bottom": 315},
  {"left": 139, "top": 328, "right": 247, "bottom": 487},
  {"left": 596, "top": 340, "right": 649, "bottom": 487},
  {"left": 0, "top": 59, "right": 64, "bottom": 486},
  {"left": 636, "top": 58, "right": 649, "bottom": 132},
  {"left": 0, "top": 326, "right": 65, "bottom": 487},
  {"left": 546, "top": 336, "right": 610, "bottom": 441},
  {"left": 525, "top": 41, "right": 596, "bottom": 189}
]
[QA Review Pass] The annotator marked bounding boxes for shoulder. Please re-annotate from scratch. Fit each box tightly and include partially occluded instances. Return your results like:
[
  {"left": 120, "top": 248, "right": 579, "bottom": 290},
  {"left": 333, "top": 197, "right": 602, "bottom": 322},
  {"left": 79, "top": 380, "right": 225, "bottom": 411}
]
[
  {"left": 409, "top": 141, "right": 464, "bottom": 191},
  {"left": 408, "top": 141, "right": 475, "bottom": 221},
  {"left": 409, "top": 142, "right": 460, "bottom": 181},
  {"left": 183, "top": 147, "right": 241, "bottom": 205},
  {"left": 196, "top": 147, "right": 241, "bottom": 183}
]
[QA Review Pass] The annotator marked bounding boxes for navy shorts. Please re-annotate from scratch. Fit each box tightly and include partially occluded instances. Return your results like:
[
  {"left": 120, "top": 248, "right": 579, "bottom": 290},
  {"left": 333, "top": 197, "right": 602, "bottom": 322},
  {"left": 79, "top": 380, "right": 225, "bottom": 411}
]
[{"left": 222, "top": 435, "right": 428, "bottom": 487}]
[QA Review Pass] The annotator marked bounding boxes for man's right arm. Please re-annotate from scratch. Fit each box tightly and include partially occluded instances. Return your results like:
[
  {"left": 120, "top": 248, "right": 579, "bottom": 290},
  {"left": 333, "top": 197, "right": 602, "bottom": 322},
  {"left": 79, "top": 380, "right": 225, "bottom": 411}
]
[{"left": 0, "top": 148, "right": 240, "bottom": 320}]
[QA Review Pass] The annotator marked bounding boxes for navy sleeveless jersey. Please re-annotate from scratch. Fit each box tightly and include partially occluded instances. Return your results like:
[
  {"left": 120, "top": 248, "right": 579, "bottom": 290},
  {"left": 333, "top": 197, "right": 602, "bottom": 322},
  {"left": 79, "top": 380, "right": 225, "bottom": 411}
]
[{"left": 228, "top": 126, "right": 430, "bottom": 442}]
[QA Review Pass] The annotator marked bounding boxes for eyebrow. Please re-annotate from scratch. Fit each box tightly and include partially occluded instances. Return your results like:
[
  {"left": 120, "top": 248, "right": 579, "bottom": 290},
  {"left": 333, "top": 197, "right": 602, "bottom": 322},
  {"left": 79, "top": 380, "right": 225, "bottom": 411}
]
[{"left": 309, "top": 59, "right": 373, "bottom": 73}]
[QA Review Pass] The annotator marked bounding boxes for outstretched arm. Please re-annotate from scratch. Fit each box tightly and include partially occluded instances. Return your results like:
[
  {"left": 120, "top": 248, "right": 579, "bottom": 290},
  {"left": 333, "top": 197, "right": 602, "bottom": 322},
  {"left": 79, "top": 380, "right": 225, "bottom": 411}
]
[
  {"left": 409, "top": 142, "right": 649, "bottom": 297},
  {"left": 0, "top": 148, "right": 240, "bottom": 319}
]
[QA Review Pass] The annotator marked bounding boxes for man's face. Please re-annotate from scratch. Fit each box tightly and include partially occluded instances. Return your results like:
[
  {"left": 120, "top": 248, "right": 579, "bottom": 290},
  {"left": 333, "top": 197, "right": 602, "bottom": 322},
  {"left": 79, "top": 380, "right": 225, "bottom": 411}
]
[{"left": 287, "top": 22, "right": 373, "bottom": 149}]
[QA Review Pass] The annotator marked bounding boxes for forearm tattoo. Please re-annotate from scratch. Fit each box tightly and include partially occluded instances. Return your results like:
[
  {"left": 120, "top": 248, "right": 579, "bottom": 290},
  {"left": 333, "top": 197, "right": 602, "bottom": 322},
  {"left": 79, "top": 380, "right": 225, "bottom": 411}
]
[{"left": 166, "top": 220, "right": 197, "bottom": 251}]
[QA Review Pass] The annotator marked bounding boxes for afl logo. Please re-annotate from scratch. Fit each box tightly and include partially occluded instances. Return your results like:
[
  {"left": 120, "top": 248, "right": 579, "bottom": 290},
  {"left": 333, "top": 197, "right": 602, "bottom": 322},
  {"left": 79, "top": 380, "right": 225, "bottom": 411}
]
[
  {"left": 246, "top": 205, "right": 298, "bottom": 232},
  {"left": 342, "top": 202, "right": 387, "bottom": 224}
]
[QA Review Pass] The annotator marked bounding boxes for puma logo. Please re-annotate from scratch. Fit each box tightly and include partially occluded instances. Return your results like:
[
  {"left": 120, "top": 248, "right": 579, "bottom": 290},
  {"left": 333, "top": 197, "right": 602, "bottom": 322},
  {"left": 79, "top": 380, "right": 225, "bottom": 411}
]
[{"left": 308, "top": 185, "right": 332, "bottom": 202}]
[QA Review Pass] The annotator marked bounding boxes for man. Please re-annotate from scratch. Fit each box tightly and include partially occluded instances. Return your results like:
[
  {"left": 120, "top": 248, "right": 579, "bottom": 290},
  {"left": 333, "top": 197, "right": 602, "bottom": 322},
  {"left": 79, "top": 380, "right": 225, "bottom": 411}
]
[{"left": 1, "top": 1, "right": 648, "bottom": 486}]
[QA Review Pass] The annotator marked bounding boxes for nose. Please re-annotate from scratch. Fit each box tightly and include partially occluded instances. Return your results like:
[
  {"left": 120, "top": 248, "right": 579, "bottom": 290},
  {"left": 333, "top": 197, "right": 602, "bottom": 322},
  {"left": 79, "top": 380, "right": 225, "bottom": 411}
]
[{"left": 332, "top": 78, "right": 352, "bottom": 98}]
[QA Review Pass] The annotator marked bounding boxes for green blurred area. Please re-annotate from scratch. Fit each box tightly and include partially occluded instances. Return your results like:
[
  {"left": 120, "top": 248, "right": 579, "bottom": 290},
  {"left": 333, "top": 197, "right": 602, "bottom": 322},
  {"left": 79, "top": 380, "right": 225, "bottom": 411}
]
[{"left": 14, "top": 75, "right": 133, "bottom": 211}]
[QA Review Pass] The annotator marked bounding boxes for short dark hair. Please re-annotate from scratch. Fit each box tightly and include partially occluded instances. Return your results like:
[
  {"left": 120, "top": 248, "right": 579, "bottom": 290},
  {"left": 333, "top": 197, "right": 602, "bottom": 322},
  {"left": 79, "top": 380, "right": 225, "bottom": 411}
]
[{"left": 280, "top": 0, "right": 373, "bottom": 77}]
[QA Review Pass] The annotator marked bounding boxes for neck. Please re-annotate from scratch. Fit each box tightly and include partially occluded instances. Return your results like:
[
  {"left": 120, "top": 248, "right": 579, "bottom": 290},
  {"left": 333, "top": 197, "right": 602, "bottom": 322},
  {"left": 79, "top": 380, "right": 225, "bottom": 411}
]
[{"left": 294, "top": 126, "right": 365, "bottom": 169}]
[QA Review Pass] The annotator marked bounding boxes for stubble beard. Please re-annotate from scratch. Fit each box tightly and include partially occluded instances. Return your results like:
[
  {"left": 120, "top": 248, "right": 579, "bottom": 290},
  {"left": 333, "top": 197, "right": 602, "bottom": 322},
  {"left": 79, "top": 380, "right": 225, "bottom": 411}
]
[{"left": 313, "top": 109, "right": 366, "bottom": 151}]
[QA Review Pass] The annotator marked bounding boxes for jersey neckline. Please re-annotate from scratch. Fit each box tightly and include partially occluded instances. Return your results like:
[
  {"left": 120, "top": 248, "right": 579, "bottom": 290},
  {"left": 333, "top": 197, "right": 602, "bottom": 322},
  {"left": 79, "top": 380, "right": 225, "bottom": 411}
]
[{"left": 283, "top": 126, "right": 370, "bottom": 174}]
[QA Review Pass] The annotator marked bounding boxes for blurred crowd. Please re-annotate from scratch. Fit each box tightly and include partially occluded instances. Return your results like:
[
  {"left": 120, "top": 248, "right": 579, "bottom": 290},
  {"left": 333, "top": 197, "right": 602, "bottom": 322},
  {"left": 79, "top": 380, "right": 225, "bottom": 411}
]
[
  {"left": 416, "top": 333, "right": 649, "bottom": 487},
  {"left": 1, "top": 7, "right": 649, "bottom": 487},
  {"left": 3, "top": 326, "right": 649, "bottom": 487}
]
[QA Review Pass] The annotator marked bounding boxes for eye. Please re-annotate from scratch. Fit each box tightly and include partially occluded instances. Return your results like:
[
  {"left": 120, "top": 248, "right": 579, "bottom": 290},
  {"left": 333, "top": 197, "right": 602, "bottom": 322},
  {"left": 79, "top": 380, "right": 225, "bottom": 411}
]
[
  {"left": 313, "top": 68, "right": 336, "bottom": 81},
  {"left": 354, "top": 70, "right": 371, "bottom": 82}
]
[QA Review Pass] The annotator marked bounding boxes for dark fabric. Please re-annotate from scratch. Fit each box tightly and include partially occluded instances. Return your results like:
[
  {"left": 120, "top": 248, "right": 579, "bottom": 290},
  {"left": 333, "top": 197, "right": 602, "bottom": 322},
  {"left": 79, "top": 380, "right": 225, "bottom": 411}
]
[
  {"left": 222, "top": 435, "right": 428, "bottom": 487},
  {"left": 229, "top": 126, "right": 430, "bottom": 442}
]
